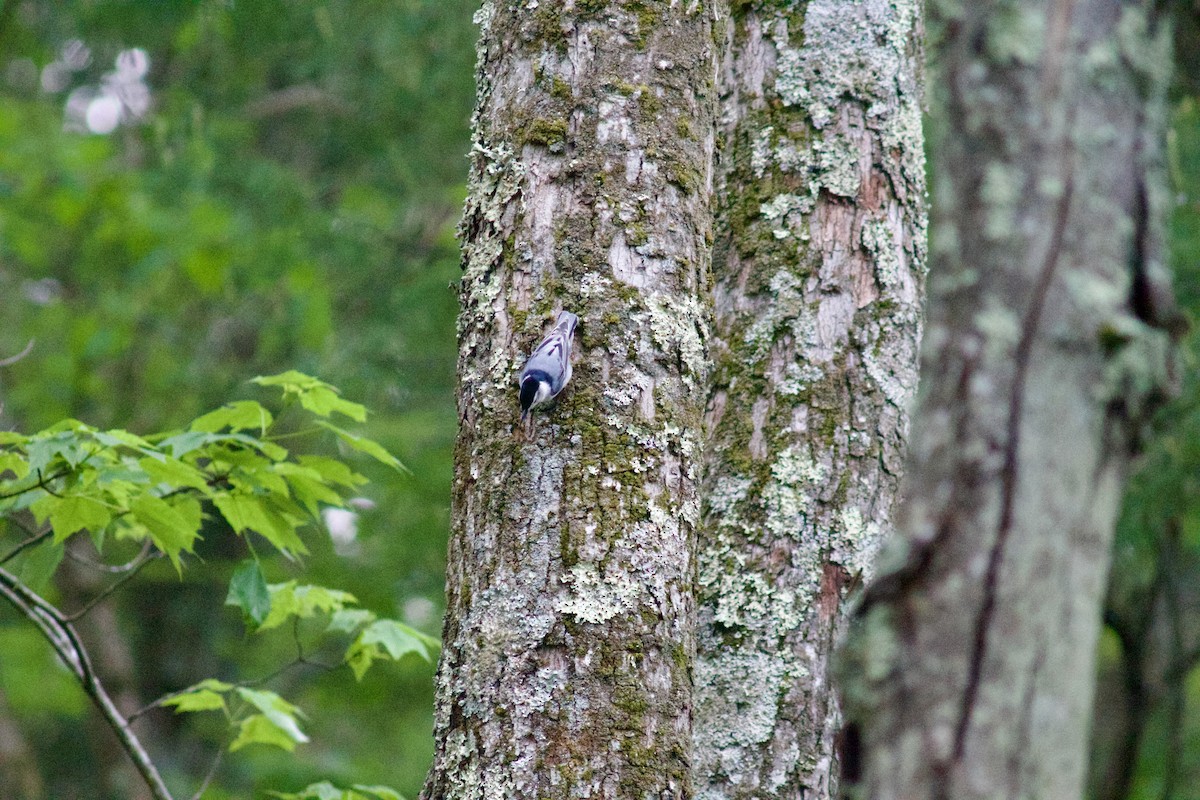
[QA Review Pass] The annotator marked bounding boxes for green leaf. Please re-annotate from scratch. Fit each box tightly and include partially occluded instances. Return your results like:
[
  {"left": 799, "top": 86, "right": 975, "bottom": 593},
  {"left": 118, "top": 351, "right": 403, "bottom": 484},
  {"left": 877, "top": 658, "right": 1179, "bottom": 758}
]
[
  {"left": 138, "top": 456, "right": 211, "bottom": 494},
  {"left": 26, "top": 431, "right": 90, "bottom": 472},
  {"left": 228, "top": 462, "right": 290, "bottom": 497},
  {"left": 260, "top": 581, "right": 357, "bottom": 631},
  {"left": 345, "top": 619, "right": 437, "bottom": 681},
  {"left": 299, "top": 386, "right": 367, "bottom": 422},
  {"left": 297, "top": 456, "right": 366, "bottom": 488},
  {"left": 230, "top": 713, "right": 304, "bottom": 752},
  {"left": 213, "top": 492, "right": 308, "bottom": 555},
  {"left": 252, "top": 371, "right": 366, "bottom": 422},
  {"left": 31, "top": 494, "right": 112, "bottom": 542},
  {"left": 351, "top": 786, "right": 405, "bottom": 800},
  {"left": 162, "top": 690, "right": 227, "bottom": 714},
  {"left": 160, "top": 678, "right": 233, "bottom": 714},
  {"left": 157, "top": 430, "right": 212, "bottom": 458},
  {"left": 360, "top": 619, "right": 436, "bottom": 661},
  {"left": 345, "top": 645, "right": 377, "bottom": 682},
  {"left": 327, "top": 608, "right": 375, "bottom": 634},
  {"left": 318, "top": 422, "right": 406, "bottom": 472},
  {"left": 17, "top": 541, "right": 64, "bottom": 591},
  {"left": 0, "top": 431, "right": 29, "bottom": 445},
  {"left": 226, "top": 560, "right": 271, "bottom": 627},
  {"left": 267, "top": 783, "right": 405, "bottom": 800},
  {"left": 191, "top": 401, "right": 275, "bottom": 434},
  {"left": 130, "top": 494, "right": 202, "bottom": 569},
  {"left": 92, "top": 429, "right": 156, "bottom": 453},
  {"left": 273, "top": 462, "right": 342, "bottom": 516},
  {"left": 267, "top": 782, "right": 345, "bottom": 800},
  {"left": 0, "top": 452, "right": 30, "bottom": 480},
  {"left": 251, "top": 370, "right": 320, "bottom": 389},
  {"left": 233, "top": 687, "right": 308, "bottom": 746}
]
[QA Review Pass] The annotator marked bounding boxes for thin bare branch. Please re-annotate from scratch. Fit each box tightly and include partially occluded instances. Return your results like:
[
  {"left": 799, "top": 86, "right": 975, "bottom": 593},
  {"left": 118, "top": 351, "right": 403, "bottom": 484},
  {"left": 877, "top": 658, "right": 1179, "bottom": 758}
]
[
  {"left": 64, "top": 539, "right": 153, "bottom": 573},
  {"left": 64, "top": 549, "right": 161, "bottom": 622},
  {"left": 0, "top": 339, "right": 34, "bottom": 368},
  {"left": 0, "top": 565, "right": 176, "bottom": 800},
  {"left": 188, "top": 742, "right": 226, "bottom": 800},
  {"left": 0, "top": 528, "right": 51, "bottom": 566}
]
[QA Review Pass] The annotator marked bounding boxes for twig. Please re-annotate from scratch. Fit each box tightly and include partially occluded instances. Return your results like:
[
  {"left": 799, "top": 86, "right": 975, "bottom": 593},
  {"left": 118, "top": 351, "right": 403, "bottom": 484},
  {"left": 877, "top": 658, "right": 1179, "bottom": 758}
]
[
  {"left": 0, "top": 528, "right": 51, "bottom": 566},
  {"left": 188, "top": 739, "right": 227, "bottom": 800},
  {"left": 65, "top": 539, "right": 153, "bottom": 573},
  {"left": 0, "top": 339, "right": 34, "bottom": 368},
  {"left": 0, "top": 468, "right": 69, "bottom": 500},
  {"left": 64, "top": 549, "right": 161, "bottom": 622},
  {"left": 0, "top": 565, "right": 176, "bottom": 800},
  {"left": 245, "top": 618, "right": 338, "bottom": 688}
]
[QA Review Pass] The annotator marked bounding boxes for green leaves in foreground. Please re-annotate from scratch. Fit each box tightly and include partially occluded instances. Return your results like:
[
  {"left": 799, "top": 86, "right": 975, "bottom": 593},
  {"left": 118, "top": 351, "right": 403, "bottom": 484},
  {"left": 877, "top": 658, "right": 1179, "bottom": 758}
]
[
  {"left": 269, "top": 781, "right": 404, "bottom": 800},
  {"left": 226, "top": 560, "right": 271, "bottom": 627},
  {"left": 163, "top": 567, "right": 440, "bottom": 755},
  {"left": 0, "top": 372, "right": 432, "bottom": 789},
  {"left": 224, "top": 571, "right": 440, "bottom": 679},
  {"left": 0, "top": 371, "right": 403, "bottom": 569},
  {"left": 162, "top": 681, "right": 310, "bottom": 752},
  {"left": 163, "top": 578, "right": 439, "bottom": 753}
]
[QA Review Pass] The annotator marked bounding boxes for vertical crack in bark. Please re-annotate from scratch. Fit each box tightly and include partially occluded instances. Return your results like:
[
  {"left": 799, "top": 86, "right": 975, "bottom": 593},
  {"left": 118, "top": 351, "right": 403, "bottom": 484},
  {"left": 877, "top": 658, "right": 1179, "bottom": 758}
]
[{"left": 950, "top": 157, "right": 1075, "bottom": 766}]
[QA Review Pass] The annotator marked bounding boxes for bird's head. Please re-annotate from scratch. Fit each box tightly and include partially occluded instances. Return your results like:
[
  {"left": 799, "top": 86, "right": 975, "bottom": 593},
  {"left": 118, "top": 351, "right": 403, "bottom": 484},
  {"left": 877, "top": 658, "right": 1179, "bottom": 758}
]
[{"left": 519, "top": 371, "right": 552, "bottom": 417}]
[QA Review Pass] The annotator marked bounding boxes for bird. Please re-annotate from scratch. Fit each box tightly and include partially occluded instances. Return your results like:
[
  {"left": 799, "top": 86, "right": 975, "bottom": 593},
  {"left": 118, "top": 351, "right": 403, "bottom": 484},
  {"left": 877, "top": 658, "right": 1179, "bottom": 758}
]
[{"left": 517, "top": 310, "right": 578, "bottom": 431}]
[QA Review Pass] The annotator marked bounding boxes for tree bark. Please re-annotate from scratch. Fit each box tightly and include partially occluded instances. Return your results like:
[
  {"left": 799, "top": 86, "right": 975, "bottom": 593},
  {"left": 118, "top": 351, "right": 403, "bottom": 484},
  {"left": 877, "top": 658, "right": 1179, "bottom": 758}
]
[
  {"left": 423, "top": 2, "right": 716, "bottom": 798},
  {"left": 841, "top": 2, "right": 1180, "bottom": 798},
  {"left": 695, "top": 1, "right": 925, "bottom": 798}
]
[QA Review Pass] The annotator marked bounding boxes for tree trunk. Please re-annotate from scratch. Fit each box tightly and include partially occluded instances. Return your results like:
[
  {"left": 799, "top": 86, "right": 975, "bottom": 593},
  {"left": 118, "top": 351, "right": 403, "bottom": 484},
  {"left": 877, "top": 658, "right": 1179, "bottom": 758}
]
[
  {"left": 841, "top": 2, "right": 1180, "bottom": 798},
  {"left": 423, "top": 2, "right": 716, "bottom": 798},
  {"left": 695, "top": 1, "right": 925, "bottom": 798}
]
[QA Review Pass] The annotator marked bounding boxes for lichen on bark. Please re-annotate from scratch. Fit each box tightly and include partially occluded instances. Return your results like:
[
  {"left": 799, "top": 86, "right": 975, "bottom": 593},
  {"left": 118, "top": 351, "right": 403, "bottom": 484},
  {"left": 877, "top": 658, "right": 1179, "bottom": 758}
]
[
  {"left": 424, "top": 2, "right": 717, "bottom": 798},
  {"left": 695, "top": 1, "right": 926, "bottom": 798}
]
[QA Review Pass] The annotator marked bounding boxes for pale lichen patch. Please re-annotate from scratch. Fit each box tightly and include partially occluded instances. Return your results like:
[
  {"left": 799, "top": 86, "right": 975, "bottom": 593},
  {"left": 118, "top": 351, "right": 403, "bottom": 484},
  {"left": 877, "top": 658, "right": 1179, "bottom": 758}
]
[
  {"left": 813, "top": 132, "right": 861, "bottom": 198},
  {"left": 694, "top": 650, "right": 791, "bottom": 750},
  {"left": 647, "top": 294, "right": 709, "bottom": 382},
  {"left": 556, "top": 562, "right": 642, "bottom": 624},
  {"left": 742, "top": 270, "right": 809, "bottom": 360},
  {"left": 862, "top": 218, "right": 903, "bottom": 290},
  {"left": 761, "top": 445, "right": 827, "bottom": 543},
  {"left": 759, "top": 192, "right": 813, "bottom": 240}
]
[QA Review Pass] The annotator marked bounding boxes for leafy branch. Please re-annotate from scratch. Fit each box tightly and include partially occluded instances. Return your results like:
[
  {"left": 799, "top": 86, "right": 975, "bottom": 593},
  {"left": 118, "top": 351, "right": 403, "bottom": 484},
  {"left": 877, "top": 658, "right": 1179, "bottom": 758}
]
[{"left": 0, "top": 372, "right": 423, "bottom": 800}]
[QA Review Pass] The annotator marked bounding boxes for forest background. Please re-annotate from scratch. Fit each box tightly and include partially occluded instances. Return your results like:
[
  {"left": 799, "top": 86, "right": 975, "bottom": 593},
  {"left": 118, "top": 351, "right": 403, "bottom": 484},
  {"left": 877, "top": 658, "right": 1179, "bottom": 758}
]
[{"left": 0, "top": 1, "right": 1198, "bottom": 799}]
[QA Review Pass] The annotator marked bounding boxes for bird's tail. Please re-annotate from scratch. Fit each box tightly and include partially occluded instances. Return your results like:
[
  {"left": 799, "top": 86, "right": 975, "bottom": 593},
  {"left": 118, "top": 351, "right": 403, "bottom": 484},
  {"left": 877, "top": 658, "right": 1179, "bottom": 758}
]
[{"left": 554, "top": 311, "right": 578, "bottom": 338}]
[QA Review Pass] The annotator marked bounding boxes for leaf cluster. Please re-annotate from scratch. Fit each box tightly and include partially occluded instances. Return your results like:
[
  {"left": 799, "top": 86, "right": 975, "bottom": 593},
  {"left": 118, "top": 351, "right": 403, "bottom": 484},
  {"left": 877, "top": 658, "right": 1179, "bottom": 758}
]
[
  {"left": 1, "top": 372, "right": 396, "bottom": 572},
  {"left": 0, "top": 372, "right": 428, "bottom": 797}
]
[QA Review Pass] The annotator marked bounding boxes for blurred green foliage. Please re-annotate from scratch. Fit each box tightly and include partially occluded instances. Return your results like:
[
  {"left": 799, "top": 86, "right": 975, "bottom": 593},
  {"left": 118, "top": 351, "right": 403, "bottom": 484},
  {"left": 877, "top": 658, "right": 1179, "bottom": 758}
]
[
  {"left": 0, "top": 1, "right": 476, "bottom": 797},
  {"left": 1091, "top": 96, "right": 1200, "bottom": 800}
]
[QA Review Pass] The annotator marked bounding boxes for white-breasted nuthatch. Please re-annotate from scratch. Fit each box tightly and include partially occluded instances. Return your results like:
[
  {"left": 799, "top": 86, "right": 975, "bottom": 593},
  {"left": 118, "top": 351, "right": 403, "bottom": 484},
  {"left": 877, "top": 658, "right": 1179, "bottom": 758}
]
[{"left": 517, "top": 310, "right": 578, "bottom": 424}]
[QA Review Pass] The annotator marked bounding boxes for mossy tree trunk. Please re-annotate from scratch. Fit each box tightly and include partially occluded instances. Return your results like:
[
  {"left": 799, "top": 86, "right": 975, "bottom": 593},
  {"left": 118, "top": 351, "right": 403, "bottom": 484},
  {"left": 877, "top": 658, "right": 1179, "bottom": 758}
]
[
  {"left": 840, "top": 2, "right": 1180, "bottom": 798},
  {"left": 694, "top": 1, "right": 926, "bottom": 798},
  {"left": 422, "top": 1, "right": 716, "bottom": 798}
]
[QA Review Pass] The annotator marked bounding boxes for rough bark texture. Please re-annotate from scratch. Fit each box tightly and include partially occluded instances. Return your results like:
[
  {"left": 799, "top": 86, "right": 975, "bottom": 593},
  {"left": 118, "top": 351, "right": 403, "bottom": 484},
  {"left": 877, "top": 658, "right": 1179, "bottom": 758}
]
[
  {"left": 695, "top": 2, "right": 925, "bottom": 798},
  {"left": 841, "top": 2, "right": 1180, "bottom": 798},
  {"left": 423, "top": 2, "right": 716, "bottom": 798}
]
